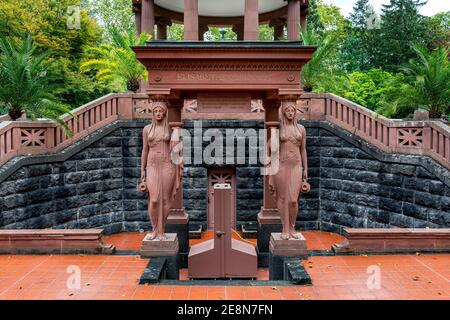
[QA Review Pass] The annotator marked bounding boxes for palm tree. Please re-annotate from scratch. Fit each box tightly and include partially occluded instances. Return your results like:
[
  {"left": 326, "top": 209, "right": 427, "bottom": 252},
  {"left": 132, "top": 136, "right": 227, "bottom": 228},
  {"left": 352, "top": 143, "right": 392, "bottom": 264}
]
[
  {"left": 377, "top": 45, "right": 450, "bottom": 119},
  {"left": 0, "top": 36, "right": 71, "bottom": 125},
  {"left": 300, "top": 27, "right": 340, "bottom": 92},
  {"left": 81, "top": 29, "right": 150, "bottom": 92}
]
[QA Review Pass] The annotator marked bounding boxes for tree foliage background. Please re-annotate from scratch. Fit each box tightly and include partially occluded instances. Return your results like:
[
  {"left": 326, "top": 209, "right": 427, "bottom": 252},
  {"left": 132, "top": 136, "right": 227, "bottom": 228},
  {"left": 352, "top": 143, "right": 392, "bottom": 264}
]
[{"left": 0, "top": 0, "right": 449, "bottom": 119}]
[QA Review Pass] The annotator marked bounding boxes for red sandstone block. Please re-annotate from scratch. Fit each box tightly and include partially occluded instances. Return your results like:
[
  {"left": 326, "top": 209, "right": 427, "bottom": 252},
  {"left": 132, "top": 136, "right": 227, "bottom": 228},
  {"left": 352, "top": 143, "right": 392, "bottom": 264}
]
[
  {"left": 0, "top": 229, "right": 115, "bottom": 255},
  {"left": 333, "top": 228, "right": 450, "bottom": 254}
]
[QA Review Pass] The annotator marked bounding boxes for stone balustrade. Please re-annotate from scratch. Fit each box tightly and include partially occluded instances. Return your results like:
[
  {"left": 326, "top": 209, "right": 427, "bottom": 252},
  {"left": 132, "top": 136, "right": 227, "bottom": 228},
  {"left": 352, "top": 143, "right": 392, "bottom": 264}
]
[
  {"left": 1, "top": 92, "right": 449, "bottom": 170},
  {"left": 298, "top": 93, "right": 450, "bottom": 170},
  {"left": 0, "top": 93, "right": 151, "bottom": 167}
]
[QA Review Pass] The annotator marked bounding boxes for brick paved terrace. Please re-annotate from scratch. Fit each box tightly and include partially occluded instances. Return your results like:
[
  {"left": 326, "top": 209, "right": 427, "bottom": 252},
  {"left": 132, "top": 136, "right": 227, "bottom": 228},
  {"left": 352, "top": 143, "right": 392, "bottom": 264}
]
[{"left": 0, "top": 231, "right": 448, "bottom": 300}]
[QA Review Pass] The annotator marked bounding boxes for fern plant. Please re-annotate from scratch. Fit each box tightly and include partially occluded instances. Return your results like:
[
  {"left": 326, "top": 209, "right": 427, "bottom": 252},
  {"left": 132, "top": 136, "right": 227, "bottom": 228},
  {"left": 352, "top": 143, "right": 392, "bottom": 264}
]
[
  {"left": 0, "top": 36, "right": 71, "bottom": 128},
  {"left": 81, "top": 29, "right": 150, "bottom": 92},
  {"left": 377, "top": 45, "right": 450, "bottom": 119},
  {"left": 300, "top": 27, "right": 340, "bottom": 92}
]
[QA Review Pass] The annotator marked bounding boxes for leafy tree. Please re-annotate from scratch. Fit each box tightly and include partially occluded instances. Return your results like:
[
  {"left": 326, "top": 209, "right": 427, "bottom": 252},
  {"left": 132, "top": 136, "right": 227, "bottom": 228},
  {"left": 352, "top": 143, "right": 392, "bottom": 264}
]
[
  {"left": 340, "top": 0, "right": 376, "bottom": 71},
  {"left": 307, "top": 0, "right": 325, "bottom": 35},
  {"left": 369, "top": 0, "right": 427, "bottom": 72},
  {"left": 83, "top": 0, "right": 135, "bottom": 35},
  {"left": 0, "top": 0, "right": 109, "bottom": 109},
  {"left": 377, "top": 45, "right": 450, "bottom": 118},
  {"left": 329, "top": 69, "right": 404, "bottom": 111},
  {"left": 0, "top": 36, "right": 71, "bottom": 127},
  {"left": 259, "top": 25, "right": 275, "bottom": 41},
  {"left": 81, "top": 29, "right": 149, "bottom": 92},
  {"left": 349, "top": 0, "right": 374, "bottom": 29},
  {"left": 168, "top": 24, "right": 184, "bottom": 40},
  {"left": 300, "top": 27, "right": 341, "bottom": 92},
  {"left": 316, "top": 1, "right": 347, "bottom": 35},
  {"left": 424, "top": 12, "right": 450, "bottom": 49}
]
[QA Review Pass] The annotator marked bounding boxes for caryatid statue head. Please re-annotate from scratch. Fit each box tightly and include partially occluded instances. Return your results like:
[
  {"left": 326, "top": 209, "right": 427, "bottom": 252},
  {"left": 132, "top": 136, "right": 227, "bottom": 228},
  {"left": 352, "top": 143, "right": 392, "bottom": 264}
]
[
  {"left": 152, "top": 100, "right": 167, "bottom": 122},
  {"left": 281, "top": 101, "right": 297, "bottom": 121},
  {"left": 148, "top": 100, "right": 171, "bottom": 141}
]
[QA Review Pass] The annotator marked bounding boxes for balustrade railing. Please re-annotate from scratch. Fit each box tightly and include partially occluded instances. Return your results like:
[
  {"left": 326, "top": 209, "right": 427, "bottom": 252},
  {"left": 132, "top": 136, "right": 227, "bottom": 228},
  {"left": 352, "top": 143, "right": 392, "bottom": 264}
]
[
  {"left": 0, "top": 92, "right": 449, "bottom": 170},
  {"left": 299, "top": 93, "right": 450, "bottom": 170},
  {"left": 0, "top": 93, "right": 152, "bottom": 167}
]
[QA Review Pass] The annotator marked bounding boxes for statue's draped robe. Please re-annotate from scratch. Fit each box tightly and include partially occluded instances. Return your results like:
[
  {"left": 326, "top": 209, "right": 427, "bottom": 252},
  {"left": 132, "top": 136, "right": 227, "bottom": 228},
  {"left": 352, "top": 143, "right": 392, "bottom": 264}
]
[{"left": 144, "top": 126, "right": 181, "bottom": 232}]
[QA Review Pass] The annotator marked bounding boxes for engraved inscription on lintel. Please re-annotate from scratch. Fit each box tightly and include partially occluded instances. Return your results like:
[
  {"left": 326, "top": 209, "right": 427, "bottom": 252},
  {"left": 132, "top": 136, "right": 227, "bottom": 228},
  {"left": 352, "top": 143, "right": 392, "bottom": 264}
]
[{"left": 176, "top": 72, "right": 263, "bottom": 83}]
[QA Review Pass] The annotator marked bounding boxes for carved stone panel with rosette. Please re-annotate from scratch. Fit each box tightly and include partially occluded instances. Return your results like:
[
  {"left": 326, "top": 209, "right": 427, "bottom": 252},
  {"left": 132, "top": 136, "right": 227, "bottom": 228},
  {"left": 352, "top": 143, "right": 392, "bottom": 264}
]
[
  {"left": 251, "top": 100, "right": 264, "bottom": 113},
  {"left": 133, "top": 99, "right": 153, "bottom": 119},
  {"left": 296, "top": 99, "right": 310, "bottom": 120},
  {"left": 183, "top": 100, "right": 198, "bottom": 113},
  {"left": 20, "top": 129, "right": 46, "bottom": 147},
  {"left": 398, "top": 128, "right": 424, "bottom": 147}
]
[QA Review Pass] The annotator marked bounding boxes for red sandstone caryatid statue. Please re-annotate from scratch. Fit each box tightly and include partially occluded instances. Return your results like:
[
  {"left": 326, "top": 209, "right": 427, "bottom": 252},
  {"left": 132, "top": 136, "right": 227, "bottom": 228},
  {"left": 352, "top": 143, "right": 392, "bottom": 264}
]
[
  {"left": 268, "top": 101, "right": 309, "bottom": 240},
  {"left": 140, "top": 101, "right": 182, "bottom": 240}
]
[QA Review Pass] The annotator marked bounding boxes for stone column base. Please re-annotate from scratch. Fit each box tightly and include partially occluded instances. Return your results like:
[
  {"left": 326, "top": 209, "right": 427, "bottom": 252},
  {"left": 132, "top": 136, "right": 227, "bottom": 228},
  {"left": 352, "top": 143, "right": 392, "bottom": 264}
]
[
  {"left": 257, "top": 208, "right": 281, "bottom": 267},
  {"left": 269, "top": 233, "right": 307, "bottom": 280},
  {"left": 141, "top": 233, "right": 179, "bottom": 280},
  {"left": 166, "top": 210, "right": 189, "bottom": 268}
]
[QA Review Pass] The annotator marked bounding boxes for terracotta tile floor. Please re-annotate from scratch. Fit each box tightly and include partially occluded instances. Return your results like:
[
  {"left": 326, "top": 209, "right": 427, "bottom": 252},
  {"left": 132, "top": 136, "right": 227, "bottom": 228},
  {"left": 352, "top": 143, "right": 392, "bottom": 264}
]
[
  {"left": 103, "top": 230, "right": 344, "bottom": 251},
  {"left": 0, "top": 232, "right": 448, "bottom": 300}
]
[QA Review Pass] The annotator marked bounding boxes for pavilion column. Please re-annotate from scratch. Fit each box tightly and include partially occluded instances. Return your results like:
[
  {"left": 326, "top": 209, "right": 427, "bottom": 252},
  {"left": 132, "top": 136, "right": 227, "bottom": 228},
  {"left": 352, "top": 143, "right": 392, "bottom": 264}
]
[
  {"left": 300, "top": 13, "right": 307, "bottom": 31},
  {"left": 257, "top": 99, "right": 281, "bottom": 267},
  {"left": 184, "top": 0, "right": 199, "bottom": 40},
  {"left": 232, "top": 24, "right": 244, "bottom": 41},
  {"left": 244, "top": 0, "right": 259, "bottom": 41},
  {"left": 199, "top": 24, "right": 209, "bottom": 41},
  {"left": 141, "top": 0, "right": 155, "bottom": 37},
  {"left": 270, "top": 19, "right": 285, "bottom": 41},
  {"left": 287, "top": 0, "right": 301, "bottom": 40},
  {"left": 156, "top": 18, "right": 171, "bottom": 40},
  {"left": 134, "top": 6, "right": 142, "bottom": 35}
]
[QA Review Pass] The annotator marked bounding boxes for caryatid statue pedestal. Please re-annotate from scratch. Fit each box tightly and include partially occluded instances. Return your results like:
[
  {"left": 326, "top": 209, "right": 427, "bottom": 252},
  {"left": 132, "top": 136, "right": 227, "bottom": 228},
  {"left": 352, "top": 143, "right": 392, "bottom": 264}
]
[
  {"left": 141, "top": 233, "right": 179, "bottom": 280},
  {"left": 269, "top": 232, "right": 307, "bottom": 281}
]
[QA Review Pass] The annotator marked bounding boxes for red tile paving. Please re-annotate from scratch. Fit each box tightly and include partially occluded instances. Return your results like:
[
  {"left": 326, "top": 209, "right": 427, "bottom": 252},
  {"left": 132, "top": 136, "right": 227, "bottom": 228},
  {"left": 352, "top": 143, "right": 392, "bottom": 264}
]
[{"left": 0, "top": 231, "right": 448, "bottom": 300}]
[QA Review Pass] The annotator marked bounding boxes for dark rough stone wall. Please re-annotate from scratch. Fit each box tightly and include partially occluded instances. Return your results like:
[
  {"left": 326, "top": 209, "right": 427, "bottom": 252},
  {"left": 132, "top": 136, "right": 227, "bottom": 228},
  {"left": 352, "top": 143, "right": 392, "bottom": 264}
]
[
  {"left": 0, "top": 119, "right": 448, "bottom": 235},
  {"left": 181, "top": 120, "right": 320, "bottom": 229},
  {"left": 0, "top": 129, "right": 126, "bottom": 234},
  {"left": 298, "top": 127, "right": 321, "bottom": 230},
  {"left": 121, "top": 126, "right": 149, "bottom": 232},
  {"left": 315, "top": 124, "right": 450, "bottom": 234},
  {"left": 182, "top": 120, "right": 266, "bottom": 228}
]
